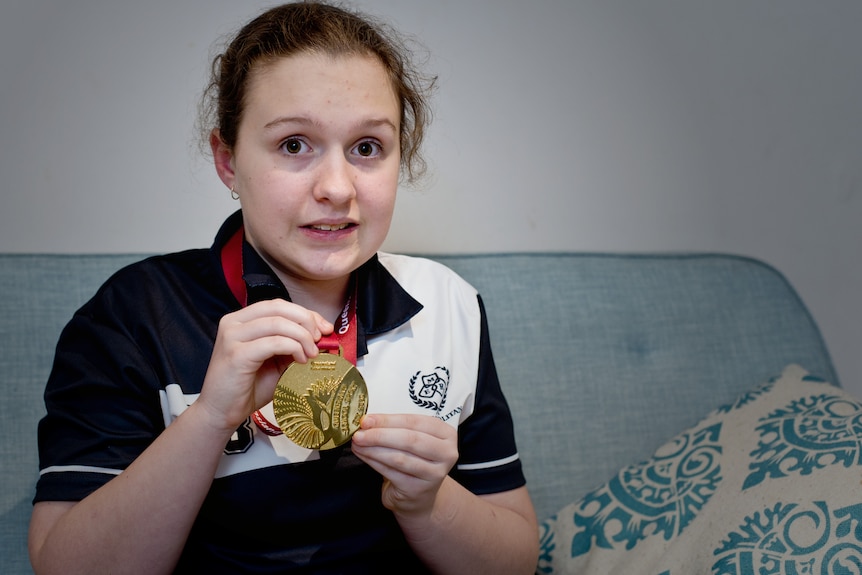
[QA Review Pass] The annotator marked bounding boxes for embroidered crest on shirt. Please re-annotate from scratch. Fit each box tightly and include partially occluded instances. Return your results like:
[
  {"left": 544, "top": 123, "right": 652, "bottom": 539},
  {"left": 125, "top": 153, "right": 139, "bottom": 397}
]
[{"left": 409, "top": 366, "right": 450, "bottom": 414}]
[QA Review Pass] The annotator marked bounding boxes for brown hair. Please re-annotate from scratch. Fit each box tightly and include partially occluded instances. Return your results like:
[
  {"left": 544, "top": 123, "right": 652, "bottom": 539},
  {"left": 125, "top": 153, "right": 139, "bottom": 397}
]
[{"left": 199, "top": 1, "right": 435, "bottom": 183}]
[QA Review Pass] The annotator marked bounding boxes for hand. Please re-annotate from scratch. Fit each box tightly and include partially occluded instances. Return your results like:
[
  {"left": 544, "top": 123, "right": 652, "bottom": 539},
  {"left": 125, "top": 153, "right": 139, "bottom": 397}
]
[
  {"left": 351, "top": 414, "right": 459, "bottom": 517},
  {"left": 196, "top": 299, "right": 333, "bottom": 434}
]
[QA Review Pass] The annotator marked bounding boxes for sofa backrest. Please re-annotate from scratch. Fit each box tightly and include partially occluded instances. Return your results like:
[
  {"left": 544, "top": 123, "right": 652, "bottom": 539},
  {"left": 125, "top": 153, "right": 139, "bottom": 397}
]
[
  {"left": 433, "top": 253, "right": 837, "bottom": 519},
  {"left": 0, "top": 253, "right": 838, "bottom": 572}
]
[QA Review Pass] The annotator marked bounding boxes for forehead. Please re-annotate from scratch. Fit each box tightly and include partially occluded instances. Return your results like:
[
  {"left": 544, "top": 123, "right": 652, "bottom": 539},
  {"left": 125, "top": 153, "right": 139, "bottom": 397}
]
[{"left": 243, "top": 52, "right": 400, "bottom": 121}]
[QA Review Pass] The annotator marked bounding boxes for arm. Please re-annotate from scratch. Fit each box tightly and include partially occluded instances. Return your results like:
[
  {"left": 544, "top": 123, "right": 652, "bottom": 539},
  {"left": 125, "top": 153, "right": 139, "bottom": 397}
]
[
  {"left": 351, "top": 414, "right": 539, "bottom": 574},
  {"left": 403, "top": 482, "right": 538, "bottom": 575},
  {"left": 29, "top": 399, "right": 241, "bottom": 575},
  {"left": 29, "top": 300, "right": 332, "bottom": 575}
]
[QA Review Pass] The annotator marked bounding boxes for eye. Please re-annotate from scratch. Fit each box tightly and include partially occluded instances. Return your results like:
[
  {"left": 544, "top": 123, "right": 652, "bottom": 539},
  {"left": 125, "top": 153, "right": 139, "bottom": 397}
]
[
  {"left": 353, "top": 140, "right": 381, "bottom": 158},
  {"left": 280, "top": 137, "right": 310, "bottom": 155}
]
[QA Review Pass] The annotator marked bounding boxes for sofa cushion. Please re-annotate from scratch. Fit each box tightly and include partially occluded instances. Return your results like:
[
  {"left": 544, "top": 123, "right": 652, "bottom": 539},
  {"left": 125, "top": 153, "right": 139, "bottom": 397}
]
[{"left": 537, "top": 364, "right": 862, "bottom": 574}]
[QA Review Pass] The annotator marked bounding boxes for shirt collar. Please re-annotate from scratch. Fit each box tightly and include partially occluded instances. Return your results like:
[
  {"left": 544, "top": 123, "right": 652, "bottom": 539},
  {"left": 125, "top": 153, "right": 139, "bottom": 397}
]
[{"left": 213, "top": 210, "right": 423, "bottom": 357}]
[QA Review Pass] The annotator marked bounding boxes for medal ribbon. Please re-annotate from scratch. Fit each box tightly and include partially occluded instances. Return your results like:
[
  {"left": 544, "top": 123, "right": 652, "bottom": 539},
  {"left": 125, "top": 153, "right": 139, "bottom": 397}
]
[{"left": 220, "top": 225, "right": 358, "bottom": 436}]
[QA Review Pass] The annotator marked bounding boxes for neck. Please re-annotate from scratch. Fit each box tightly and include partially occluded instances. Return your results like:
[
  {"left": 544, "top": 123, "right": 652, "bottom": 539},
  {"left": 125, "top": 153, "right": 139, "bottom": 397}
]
[
  {"left": 277, "top": 273, "right": 351, "bottom": 324},
  {"left": 221, "top": 226, "right": 353, "bottom": 322}
]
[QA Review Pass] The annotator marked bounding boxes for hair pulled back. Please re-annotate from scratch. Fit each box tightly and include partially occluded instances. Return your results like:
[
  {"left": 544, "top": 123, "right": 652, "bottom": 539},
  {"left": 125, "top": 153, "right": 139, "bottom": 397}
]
[{"left": 200, "top": 1, "right": 434, "bottom": 183}]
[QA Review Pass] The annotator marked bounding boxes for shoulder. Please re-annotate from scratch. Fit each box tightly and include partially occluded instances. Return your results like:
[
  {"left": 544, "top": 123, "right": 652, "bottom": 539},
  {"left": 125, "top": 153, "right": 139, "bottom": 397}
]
[
  {"left": 110, "top": 248, "right": 215, "bottom": 280},
  {"left": 104, "top": 248, "right": 217, "bottom": 288},
  {"left": 376, "top": 252, "right": 478, "bottom": 300},
  {"left": 81, "top": 248, "right": 231, "bottom": 320}
]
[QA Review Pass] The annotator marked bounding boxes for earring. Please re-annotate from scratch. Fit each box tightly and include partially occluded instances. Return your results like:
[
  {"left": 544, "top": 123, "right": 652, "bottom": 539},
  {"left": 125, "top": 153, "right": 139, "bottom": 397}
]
[{"left": 230, "top": 187, "right": 239, "bottom": 200}]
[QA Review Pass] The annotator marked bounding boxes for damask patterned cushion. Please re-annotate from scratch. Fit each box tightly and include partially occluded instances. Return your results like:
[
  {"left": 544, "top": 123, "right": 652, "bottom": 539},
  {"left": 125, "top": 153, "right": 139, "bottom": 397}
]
[{"left": 537, "top": 364, "right": 862, "bottom": 574}]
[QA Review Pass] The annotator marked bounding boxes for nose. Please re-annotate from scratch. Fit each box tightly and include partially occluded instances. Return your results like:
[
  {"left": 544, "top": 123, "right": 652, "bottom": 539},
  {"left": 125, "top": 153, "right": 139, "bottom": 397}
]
[{"left": 313, "top": 152, "right": 356, "bottom": 205}]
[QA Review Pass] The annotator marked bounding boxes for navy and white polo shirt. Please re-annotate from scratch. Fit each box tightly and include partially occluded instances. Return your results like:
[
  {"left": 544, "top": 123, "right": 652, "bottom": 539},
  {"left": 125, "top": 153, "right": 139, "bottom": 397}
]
[{"left": 35, "top": 210, "right": 525, "bottom": 572}]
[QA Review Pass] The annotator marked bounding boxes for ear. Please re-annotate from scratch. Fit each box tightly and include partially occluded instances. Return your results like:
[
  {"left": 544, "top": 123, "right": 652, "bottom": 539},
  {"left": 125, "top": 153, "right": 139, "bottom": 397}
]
[{"left": 210, "top": 129, "right": 236, "bottom": 190}]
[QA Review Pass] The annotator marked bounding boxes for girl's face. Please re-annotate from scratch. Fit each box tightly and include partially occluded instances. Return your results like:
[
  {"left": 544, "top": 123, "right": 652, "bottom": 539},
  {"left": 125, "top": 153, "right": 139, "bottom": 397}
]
[{"left": 213, "top": 52, "right": 401, "bottom": 297}]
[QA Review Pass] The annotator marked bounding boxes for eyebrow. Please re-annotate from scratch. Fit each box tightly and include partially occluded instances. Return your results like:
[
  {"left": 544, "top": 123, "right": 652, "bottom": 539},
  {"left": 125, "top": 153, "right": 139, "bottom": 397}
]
[
  {"left": 263, "top": 115, "right": 398, "bottom": 134},
  {"left": 263, "top": 116, "right": 319, "bottom": 130}
]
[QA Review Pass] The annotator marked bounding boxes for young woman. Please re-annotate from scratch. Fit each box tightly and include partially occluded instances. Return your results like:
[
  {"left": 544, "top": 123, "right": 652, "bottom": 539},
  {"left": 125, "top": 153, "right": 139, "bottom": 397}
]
[{"left": 29, "top": 3, "right": 538, "bottom": 573}]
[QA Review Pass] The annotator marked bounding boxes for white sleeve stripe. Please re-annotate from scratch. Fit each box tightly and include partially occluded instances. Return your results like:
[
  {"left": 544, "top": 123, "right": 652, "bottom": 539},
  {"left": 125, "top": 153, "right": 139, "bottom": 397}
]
[
  {"left": 39, "top": 465, "right": 123, "bottom": 477},
  {"left": 456, "top": 453, "right": 520, "bottom": 471}
]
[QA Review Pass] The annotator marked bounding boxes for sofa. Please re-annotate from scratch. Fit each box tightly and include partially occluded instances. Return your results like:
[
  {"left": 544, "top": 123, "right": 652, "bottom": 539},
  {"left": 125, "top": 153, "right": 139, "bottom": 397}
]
[{"left": 0, "top": 252, "right": 846, "bottom": 573}]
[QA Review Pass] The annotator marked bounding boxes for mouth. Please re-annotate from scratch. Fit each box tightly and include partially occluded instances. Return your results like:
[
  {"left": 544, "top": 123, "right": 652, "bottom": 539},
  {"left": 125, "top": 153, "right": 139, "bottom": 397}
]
[{"left": 308, "top": 223, "right": 352, "bottom": 232}]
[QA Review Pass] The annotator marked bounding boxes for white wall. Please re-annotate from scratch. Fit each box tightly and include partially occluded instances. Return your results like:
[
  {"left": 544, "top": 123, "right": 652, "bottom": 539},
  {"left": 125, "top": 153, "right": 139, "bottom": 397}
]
[{"left": 2, "top": 0, "right": 860, "bottom": 396}]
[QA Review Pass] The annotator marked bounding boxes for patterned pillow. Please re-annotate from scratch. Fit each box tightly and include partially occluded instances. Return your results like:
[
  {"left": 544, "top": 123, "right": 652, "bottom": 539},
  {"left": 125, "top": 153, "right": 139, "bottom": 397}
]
[{"left": 537, "top": 364, "right": 862, "bottom": 574}]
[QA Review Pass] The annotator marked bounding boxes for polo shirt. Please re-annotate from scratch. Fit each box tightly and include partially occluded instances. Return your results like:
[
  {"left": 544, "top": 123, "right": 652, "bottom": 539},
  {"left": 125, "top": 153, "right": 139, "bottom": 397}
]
[{"left": 35, "top": 210, "right": 525, "bottom": 572}]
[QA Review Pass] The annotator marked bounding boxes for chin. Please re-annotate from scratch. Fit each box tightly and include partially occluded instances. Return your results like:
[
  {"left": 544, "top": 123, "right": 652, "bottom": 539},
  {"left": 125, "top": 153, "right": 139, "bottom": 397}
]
[{"left": 302, "top": 258, "right": 363, "bottom": 282}]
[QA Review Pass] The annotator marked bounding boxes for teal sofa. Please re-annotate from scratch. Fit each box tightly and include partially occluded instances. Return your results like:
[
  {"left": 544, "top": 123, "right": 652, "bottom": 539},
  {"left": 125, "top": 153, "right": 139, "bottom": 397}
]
[{"left": 0, "top": 253, "right": 839, "bottom": 573}]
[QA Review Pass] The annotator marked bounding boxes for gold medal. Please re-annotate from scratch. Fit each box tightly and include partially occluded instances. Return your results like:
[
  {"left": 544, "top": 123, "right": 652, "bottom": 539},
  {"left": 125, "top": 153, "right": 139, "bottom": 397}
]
[{"left": 273, "top": 347, "right": 368, "bottom": 450}]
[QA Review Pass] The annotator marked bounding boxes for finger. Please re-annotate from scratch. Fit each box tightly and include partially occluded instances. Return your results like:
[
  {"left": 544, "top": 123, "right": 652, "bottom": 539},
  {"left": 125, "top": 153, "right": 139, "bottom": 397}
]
[
  {"left": 351, "top": 449, "right": 437, "bottom": 515},
  {"left": 352, "top": 443, "right": 438, "bottom": 483},
  {"left": 239, "top": 333, "right": 319, "bottom": 366},
  {"left": 216, "top": 323, "right": 312, "bottom": 366},
  {"left": 359, "top": 414, "right": 455, "bottom": 440},
  {"left": 238, "top": 299, "right": 334, "bottom": 339},
  {"left": 353, "top": 423, "right": 458, "bottom": 469},
  {"left": 221, "top": 303, "right": 332, "bottom": 361},
  {"left": 230, "top": 316, "right": 323, "bottom": 361}
]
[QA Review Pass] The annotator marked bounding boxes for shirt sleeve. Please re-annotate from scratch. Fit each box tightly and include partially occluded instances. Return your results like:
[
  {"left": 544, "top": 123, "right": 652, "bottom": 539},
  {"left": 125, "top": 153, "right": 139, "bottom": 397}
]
[
  {"left": 34, "top": 274, "right": 167, "bottom": 503},
  {"left": 450, "top": 295, "right": 526, "bottom": 495}
]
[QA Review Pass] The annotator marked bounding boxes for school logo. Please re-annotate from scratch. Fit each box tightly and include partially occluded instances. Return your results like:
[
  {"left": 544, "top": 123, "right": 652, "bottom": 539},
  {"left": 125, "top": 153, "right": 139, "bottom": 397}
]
[{"left": 409, "top": 366, "right": 450, "bottom": 414}]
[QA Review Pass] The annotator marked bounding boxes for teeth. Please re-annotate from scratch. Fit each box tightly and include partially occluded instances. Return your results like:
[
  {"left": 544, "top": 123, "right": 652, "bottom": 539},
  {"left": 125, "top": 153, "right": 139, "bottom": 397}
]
[{"left": 312, "top": 223, "right": 349, "bottom": 231}]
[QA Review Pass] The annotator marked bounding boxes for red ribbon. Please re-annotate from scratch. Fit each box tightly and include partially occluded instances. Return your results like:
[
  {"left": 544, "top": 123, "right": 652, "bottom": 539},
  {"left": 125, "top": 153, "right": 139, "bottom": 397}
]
[{"left": 220, "top": 225, "right": 358, "bottom": 436}]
